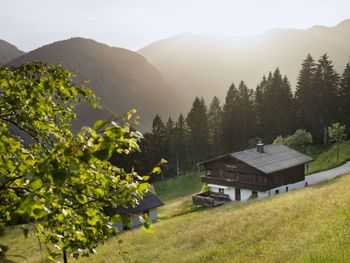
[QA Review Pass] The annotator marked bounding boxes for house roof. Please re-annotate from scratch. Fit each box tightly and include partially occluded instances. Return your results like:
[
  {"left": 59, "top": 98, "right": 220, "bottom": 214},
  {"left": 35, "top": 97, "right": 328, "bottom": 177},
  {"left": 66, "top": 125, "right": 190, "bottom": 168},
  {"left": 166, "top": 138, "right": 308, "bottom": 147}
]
[
  {"left": 106, "top": 193, "right": 164, "bottom": 216},
  {"left": 199, "top": 144, "right": 313, "bottom": 174}
]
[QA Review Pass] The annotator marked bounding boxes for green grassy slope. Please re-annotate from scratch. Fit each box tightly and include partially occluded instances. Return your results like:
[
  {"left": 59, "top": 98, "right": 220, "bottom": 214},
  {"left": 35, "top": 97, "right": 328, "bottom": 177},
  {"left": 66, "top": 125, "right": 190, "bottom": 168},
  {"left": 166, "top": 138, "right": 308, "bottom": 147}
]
[
  {"left": 72, "top": 172, "right": 350, "bottom": 263},
  {"left": 306, "top": 141, "right": 350, "bottom": 175},
  {"left": 5, "top": 172, "right": 350, "bottom": 263},
  {"left": 153, "top": 173, "right": 203, "bottom": 202},
  {"left": 153, "top": 173, "right": 203, "bottom": 219}
]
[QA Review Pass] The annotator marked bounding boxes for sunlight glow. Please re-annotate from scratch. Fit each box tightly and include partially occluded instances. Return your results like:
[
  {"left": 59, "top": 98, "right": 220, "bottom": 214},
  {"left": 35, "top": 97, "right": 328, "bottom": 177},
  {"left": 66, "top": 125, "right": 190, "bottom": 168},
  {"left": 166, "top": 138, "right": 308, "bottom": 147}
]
[{"left": 1, "top": 0, "right": 349, "bottom": 51}]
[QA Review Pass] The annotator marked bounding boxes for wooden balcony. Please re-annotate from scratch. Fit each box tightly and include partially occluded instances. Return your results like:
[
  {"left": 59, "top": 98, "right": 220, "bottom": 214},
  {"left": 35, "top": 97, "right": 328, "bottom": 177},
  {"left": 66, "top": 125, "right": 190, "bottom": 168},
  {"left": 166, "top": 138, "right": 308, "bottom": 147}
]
[
  {"left": 192, "top": 191, "right": 231, "bottom": 207},
  {"left": 201, "top": 176, "right": 267, "bottom": 191}
]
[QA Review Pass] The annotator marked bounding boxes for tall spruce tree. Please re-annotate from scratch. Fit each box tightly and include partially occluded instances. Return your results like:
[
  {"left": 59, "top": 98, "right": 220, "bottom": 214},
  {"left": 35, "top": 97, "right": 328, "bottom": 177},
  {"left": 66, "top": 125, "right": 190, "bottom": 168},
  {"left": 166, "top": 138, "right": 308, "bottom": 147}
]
[
  {"left": 221, "top": 83, "right": 240, "bottom": 152},
  {"left": 165, "top": 117, "right": 176, "bottom": 176},
  {"left": 312, "top": 54, "right": 340, "bottom": 143},
  {"left": 295, "top": 54, "right": 317, "bottom": 134},
  {"left": 339, "top": 60, "right": 350, "bottom": 137},
  {"left": 186, "top": 97, "right": 210, "bottom": 168},
  {"left": 208, "top": 96, "right": 223, "bottom": 156},
  {"left": 174, "top": 113, "right": 188, "bottom": 174},
  {"left": 255, "top": 75, "right": 268, "bottom": 139},
  {"left": 235, "top": 81, "right": 256, "bottom": 149},
  {"left": 150, "top": 114, "right": 167, "bottom": 179},
  {"left": 255, "top": 69, "right": 294, "bottom": 142}
]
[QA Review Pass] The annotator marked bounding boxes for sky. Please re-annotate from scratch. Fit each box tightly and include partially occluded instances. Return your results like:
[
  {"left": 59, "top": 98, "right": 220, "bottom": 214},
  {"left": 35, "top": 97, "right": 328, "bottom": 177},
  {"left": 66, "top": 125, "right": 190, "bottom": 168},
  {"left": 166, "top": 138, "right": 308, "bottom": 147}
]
[{"left": 1, "top": 0, "right": 350, "bottom": 52}]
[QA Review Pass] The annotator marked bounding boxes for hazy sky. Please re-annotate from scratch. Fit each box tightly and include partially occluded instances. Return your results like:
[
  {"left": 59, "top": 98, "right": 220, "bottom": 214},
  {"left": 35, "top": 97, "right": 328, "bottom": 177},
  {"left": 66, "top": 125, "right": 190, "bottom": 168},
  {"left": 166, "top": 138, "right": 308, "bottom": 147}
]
[{"left": 1, "top": 0, "right": 350, "bottom": 52}]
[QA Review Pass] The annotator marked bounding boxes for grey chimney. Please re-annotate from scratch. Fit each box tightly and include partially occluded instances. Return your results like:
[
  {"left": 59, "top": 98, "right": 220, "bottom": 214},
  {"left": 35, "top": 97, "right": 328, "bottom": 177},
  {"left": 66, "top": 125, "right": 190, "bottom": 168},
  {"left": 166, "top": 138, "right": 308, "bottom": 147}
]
[{"left": 257, "top": 141, "right": 264, "bottom": 153}]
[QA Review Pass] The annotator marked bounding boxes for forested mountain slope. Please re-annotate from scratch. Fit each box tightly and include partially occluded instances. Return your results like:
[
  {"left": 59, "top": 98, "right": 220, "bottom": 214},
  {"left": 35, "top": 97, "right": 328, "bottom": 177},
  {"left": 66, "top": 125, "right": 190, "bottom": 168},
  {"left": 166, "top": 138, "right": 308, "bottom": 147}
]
[{"left": 9, "top": 37, "right": 184, "bottom": 131}]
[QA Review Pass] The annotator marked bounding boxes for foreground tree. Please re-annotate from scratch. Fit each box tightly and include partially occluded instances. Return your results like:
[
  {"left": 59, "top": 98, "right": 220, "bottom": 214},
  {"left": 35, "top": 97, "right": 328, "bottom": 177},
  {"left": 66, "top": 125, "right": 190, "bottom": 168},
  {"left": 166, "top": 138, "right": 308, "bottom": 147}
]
[
  {"left": 0, "top": 63, "right": 155, "bottom": 262},
  {"left": 328, "top": 123, "right": 347, "bottom": 160}
]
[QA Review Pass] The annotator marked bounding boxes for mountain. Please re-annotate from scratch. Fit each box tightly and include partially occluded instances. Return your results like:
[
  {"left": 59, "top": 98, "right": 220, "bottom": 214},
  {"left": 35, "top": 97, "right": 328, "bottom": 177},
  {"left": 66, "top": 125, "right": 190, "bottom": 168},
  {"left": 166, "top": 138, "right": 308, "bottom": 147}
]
[
  {"left": 8, "top": 37, "right": 184, "bottom": 131},
  {"left": 0, "top": 39, "right": 24, "bottom": 64},
  {"left": 139, "top": 19, "right": 350, "bottom": 103}
]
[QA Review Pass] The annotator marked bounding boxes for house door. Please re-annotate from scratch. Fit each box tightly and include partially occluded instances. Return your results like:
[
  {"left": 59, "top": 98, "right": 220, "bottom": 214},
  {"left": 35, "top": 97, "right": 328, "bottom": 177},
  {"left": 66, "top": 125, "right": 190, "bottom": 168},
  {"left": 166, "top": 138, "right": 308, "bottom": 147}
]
[{"left": 235, "top": 188, "right": 241, "bottom": 201}]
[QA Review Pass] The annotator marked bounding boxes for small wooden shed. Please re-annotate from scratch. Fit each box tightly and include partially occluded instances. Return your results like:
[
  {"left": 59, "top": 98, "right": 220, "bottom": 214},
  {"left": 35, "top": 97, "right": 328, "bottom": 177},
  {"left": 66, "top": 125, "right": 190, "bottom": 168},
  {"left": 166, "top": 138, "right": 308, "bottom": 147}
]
[{"left": 106, "top": 193, "right": 164, "bottom": 231}]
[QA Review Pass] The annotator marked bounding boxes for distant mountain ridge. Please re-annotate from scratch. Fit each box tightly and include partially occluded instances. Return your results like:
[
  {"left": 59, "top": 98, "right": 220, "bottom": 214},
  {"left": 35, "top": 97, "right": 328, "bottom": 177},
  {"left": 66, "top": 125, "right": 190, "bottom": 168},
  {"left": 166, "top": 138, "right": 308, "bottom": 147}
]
[
  {"left": 8, "top": 37, "right": 184, "bottom": 131},
  {"left": 139, "top": 19, "right": 350, "bottom": 104},
  {"left": 0, "top": 39, "right": 24, "bottom": 64}
]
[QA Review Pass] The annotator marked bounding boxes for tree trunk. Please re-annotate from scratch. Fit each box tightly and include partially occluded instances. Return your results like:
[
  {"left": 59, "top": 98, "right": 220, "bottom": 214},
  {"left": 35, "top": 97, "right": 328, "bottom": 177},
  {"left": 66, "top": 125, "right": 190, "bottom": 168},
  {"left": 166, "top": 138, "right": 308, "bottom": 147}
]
[
  {"left": 63, "top": 249, "right": 68, "bottom": 263},
  {"left": 337, "top": 147, "right": 339, "bottom": 161}
]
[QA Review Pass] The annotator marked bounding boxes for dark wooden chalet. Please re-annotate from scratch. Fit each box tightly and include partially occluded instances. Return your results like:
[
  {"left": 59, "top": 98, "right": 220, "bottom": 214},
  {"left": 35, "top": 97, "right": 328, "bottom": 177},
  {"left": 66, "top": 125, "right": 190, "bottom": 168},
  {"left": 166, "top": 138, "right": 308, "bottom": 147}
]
[{"left": 193, "top": 143, "right": 313, "bottom": 206}]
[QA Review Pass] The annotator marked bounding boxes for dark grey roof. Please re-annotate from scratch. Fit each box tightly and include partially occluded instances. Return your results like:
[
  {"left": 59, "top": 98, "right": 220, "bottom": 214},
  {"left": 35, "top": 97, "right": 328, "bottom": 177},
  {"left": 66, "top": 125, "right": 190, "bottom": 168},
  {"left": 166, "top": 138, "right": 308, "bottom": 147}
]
[
  {"left": 199, "top": 144, "right": 313, "bottom": 174},
  {"left": 106, "top": 193, "right": 164, "bottom": 216}
]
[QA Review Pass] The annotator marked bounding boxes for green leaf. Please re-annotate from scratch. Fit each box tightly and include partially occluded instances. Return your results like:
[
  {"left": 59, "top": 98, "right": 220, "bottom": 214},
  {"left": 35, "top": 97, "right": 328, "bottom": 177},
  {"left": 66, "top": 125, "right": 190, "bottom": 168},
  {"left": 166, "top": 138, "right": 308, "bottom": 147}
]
[
  {"left": 152, "top": 167, "right": 161, "bottom": 174},
  {"left": 110, "top": 214, "right": 121, "bottom": 225},
  {"left": 75, "top": 231, "right": 87, "bottom": 242},
  {"left": 87, "top": 215, "right": 98, "bottom": 226},
  {"left": 31, "top": 204, "right": 46, "bottom": 219},
  {"left": 94, "top": 149, "right": 111, "bottom": 161},
  {"left": 94, "top": 120, "right": 107, "bottom": 130},
  {"left": 29, "top": 178, "right": 43, "bottom": 191},
  {"left": 142, "top": 224, "right": 155, "bottom": 233}
]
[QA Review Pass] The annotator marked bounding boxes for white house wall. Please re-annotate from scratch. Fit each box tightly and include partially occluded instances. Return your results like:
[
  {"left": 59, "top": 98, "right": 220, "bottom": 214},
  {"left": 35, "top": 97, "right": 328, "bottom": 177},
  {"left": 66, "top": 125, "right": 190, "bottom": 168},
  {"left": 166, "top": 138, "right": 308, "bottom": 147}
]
[
  {"left": 149, "top": 208, "right": 158, "bottom": 222},
  {"left": 209, "top": 179, "right": 308, "bottom": 202},
  {"left": 209, "top": 185, "right": 235, "bottom": 200}
]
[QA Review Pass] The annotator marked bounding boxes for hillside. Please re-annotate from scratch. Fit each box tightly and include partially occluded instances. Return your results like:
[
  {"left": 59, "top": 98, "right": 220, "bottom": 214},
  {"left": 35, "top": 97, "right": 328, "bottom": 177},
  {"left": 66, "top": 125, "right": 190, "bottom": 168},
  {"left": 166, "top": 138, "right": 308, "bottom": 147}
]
[
  {"left": 3, "top": 143, "right": 350, "bottom": 262},
  {"left": 3, "top": 172, "right": 350, "bottom": 263},
  {"left": 8, "top": 37, "right": 184, "bottom": 130},
  {"left": 0, "top": 39, "right": 24, "bottom": 64},
  {"left": 139, "top": 19, "right": 350, "bottom": 104},
  {"left": 81, "top": 173, "right": 350, "bottom": 263}
]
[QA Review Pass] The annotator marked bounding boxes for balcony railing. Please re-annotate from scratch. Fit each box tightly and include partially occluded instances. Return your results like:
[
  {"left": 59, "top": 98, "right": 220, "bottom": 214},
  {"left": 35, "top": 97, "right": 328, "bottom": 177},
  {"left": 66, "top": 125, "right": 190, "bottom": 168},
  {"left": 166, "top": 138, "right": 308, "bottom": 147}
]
[{"left": 192, "top": 191, "right": 230, "bottom": 207}]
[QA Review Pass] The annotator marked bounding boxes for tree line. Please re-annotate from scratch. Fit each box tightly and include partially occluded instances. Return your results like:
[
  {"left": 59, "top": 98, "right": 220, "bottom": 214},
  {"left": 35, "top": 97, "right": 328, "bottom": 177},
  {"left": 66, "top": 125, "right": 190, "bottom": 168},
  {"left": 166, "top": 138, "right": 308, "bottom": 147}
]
[{"left": 133, "top": 53, "right": 350, "bottom": 180}]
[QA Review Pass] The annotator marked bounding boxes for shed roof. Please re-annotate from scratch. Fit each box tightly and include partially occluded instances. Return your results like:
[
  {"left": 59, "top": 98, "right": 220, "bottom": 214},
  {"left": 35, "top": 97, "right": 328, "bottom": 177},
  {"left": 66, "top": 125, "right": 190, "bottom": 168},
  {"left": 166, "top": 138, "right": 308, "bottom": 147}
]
[
  {"left": 199, "top": 144, "right": 313, "bottom": 174},
  {"left": 106, "top": 193, "right": 164, "bottom": 216}
]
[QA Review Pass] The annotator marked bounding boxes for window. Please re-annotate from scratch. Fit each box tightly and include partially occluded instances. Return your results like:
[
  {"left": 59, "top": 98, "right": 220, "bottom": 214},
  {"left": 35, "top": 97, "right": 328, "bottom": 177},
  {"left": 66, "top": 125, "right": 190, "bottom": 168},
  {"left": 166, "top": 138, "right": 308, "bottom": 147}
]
[
  {"left": 275, "top": 189, "right": 279, "bottom": 195},
  {"left": 251, "top": 191, "right": 258, "bottom": 199},
  {"left": 286, "top": 186, "right": 289, "bottom": 192},
  {"left": 219, "top": 188, "right": 225, "bottom": 194}
]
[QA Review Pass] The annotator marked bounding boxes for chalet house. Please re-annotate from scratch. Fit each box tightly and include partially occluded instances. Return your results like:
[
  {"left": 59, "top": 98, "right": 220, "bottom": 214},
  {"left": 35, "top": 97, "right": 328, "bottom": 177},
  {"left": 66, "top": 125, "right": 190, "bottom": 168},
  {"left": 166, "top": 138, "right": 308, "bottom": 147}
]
[
  {"left": 193, "top": 143, "right": 313, "bottom": 206},
  {"left": 106, "top": 193, "right": 164, "bottom": 231}
]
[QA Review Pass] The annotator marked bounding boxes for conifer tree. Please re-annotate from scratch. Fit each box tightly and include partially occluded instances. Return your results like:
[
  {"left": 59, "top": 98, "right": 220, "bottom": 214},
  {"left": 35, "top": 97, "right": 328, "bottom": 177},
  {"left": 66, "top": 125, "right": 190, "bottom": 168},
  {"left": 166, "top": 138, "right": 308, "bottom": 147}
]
[
  {"left": 312, "top": 54, "right": 340, "bottom": 143},
  {"left": 208, "top": 96, "right": 222, "bottom": 155},
  {"left": 255, "top": 69, "right": 295, "bottom": 142},
  {"left": 221, "top": 83, "right": 240, "bottom": 152},
  {"left": 295, "top": 54, "right": 317, "bottom": 131},
  {"left": 165, "top": 117, "right": 176, "bottom": 176},
  {"left": 174, "top": 113, "right": 188, "bottom": 174},
  {"left": 150, "top": 114, "right": 167, "bottom": 179},
  {"left": 236, "top": 81, "right": 256, "bottom": 149},
  {"left": 186, "top": 97, "right": 210, "bottom": 168},
  {"left": 339, "top": 60, "right": 350, "bottom": 136},
  {"left": 255, "top": 75, "right": 268, "bottom": 139}
]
